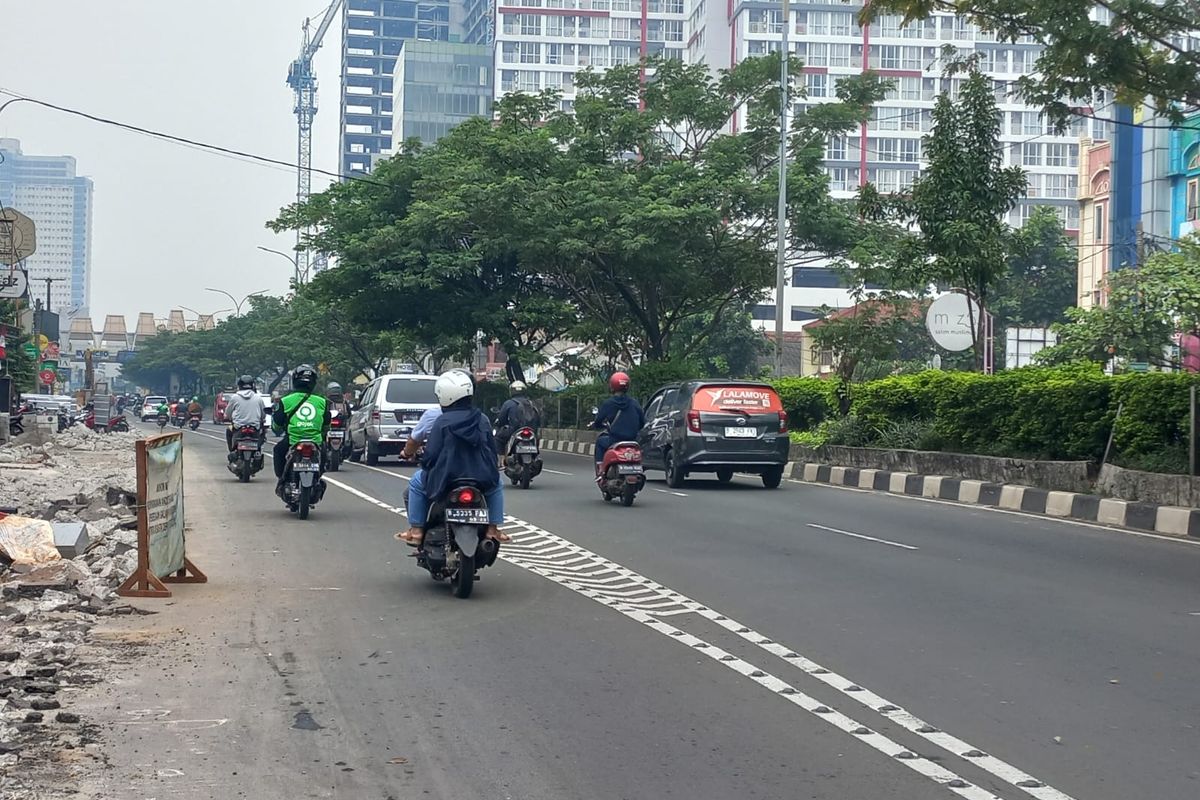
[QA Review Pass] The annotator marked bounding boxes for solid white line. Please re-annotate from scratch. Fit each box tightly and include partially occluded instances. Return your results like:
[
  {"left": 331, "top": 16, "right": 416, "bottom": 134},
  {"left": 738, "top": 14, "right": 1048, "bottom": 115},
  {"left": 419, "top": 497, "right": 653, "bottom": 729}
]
[
  {"left": 652, "top": 488, "right": 689, "bottom": 497},
  {"left": 806, "top": 523, "right": 919, "bottom": 551},
  {"left": 344, "top": 461, "right": 413, "bottom": 481},
  {"left": 543, "top": 468, "right": 574, "bottom": 476},
  {"left": 316, "top": 478, "right": 1075, "bottom": 800}
]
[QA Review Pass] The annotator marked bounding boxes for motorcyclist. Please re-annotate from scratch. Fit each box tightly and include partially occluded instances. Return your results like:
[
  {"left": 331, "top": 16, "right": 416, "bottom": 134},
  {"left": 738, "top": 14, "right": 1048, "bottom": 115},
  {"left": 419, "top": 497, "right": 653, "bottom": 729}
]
[
  {"left": 155, "top": 399, "right": 170, "bottom": 424},
  {"left": 225, "top": 375, "right": 267, "bottom": 460},
  {"left": 187, "top": 396, "right": 203, "bottom": 417},
  {"left": 589, "top": 371, "right": 645, "bottom": 479},
  {"left": 174, "top": 397, "right": 188, "bottom": 425},
  {"left": 326, "top": 381, "right": 352, "bottom": 455},
  {"left": 398, "top": 369, "right": 510, "bottom": 548},
  {"left": 271, "top": 365, "right": 330, "bottom": 496},
  {"left": 494, "top": 380, "right": 540, "bottom": 468}
]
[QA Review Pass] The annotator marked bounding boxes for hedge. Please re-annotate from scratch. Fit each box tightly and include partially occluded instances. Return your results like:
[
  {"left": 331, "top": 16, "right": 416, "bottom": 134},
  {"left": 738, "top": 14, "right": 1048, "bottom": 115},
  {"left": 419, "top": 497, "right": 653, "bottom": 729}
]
[{"left": 768, "top": 367, "right": 1200, "bottom": 472}]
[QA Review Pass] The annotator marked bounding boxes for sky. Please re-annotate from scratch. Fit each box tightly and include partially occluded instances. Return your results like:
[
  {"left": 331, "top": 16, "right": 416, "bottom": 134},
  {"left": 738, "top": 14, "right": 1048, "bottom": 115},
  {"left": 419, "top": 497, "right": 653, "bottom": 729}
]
[{"left": 0, "top": 1, "right": 345, "bottom": 326}]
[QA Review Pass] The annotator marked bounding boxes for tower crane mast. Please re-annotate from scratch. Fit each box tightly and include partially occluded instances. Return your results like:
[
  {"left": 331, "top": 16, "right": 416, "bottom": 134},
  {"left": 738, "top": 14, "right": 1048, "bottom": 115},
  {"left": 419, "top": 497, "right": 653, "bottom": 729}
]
[{"left": 286, "top": 0, "right": 343, "bottom": 283}]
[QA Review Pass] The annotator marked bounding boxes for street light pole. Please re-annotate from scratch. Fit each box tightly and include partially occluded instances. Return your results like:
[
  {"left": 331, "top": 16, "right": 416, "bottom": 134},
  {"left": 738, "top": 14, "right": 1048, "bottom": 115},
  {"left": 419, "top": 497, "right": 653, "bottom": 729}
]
[
  {"left": 204, "top": 288, "right": 268, "bottom": 317},
  {"left": 257, "top": 246, "right": 301, "bottom": 285},
  {"left": 774, "top": 0, "right": 791, "bottom": 378}
]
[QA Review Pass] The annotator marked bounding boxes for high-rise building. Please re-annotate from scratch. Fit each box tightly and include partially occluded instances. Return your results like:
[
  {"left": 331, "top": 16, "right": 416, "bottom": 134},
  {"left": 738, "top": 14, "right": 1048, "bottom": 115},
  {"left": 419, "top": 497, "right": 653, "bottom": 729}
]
[
  {"left": 393, "top": 40, "right": 494, "bottom": 147},
  {"left": 339, "top": 0, "right": 454, "bottom": 174},
  {"left": 682, "top": 5, "right": 1109, "bottom": 331},
  {"left": 0, "top": 138, "right": 93, "bottom": 315},
  {"left": 494, "top": 0, "right": 688, "bottom": 113}
]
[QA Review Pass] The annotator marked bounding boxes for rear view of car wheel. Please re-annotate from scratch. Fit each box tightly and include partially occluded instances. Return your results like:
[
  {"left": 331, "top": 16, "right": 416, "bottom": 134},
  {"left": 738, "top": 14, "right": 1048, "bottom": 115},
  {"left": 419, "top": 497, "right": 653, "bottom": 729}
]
[
  {"left": 665, "top": 450, "right": 686, "bottom": 489},
  {"left": 716, "top": 468, "right": 734, "bottom": 484},
  {"left": 761, "top": 466, "right": 783, "bottom": 489}
]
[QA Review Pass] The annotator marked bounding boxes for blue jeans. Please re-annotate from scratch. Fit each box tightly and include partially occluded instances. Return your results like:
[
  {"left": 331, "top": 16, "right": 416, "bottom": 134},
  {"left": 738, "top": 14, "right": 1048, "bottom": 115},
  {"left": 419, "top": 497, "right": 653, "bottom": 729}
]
[
  {"left": 594, "top": 433, "right": 612, "bottom": 464},
  {"left": 406, "top": 469, "right": 504, "bottom": 527}
]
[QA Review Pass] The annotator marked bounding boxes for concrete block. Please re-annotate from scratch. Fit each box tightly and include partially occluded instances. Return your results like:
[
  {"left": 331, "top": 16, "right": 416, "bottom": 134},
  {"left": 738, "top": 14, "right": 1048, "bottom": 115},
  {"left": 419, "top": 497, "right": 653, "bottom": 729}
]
[
  {"left": 958, "top": 480, "right": 984, "bottom": 503},
  {"left": 921, "top": 476, "right": 943, "bottom": 498},
  {"left": 998, "top": 485, "right": 1025, "bottom": 510},
  {"left": 830, "top": 466, "right": 847, "bottom": 485},
  {"left": 857, "top": 469, "right": 878, "bottom": 488},
  {"left": 815, "top": 464, "right": 832, "bottom": 483},
  {"left": 1154, "top": 506, "right": 1194, "bottom": 536},
  {"left": 888, "top": 472, "right": 911, "bottom": 493},
  {"left": 802, "top": 463, "right": 819, "bottom": 482},
  {"left": 1045, "top": 491, "right": 1076, "bottom": 517},
  {"left": 1097, "top": 498, "right": 1128, "bottom": 526},
  {"left": 51, "top": 522, "right": 89, "bottom": 559}
]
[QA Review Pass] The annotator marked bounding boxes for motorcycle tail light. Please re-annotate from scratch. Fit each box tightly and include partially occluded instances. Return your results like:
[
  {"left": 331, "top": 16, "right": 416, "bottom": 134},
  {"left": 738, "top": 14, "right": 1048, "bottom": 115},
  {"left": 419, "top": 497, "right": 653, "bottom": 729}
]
[
  {"left": 297, "top": 442, "right": 316, "bottom": 458},
  {"left": 687, "top": 409, "right": 701, "bottom": 433},
  {"left": 331, "top": 417, "right": 343, "bottom": 428},
  {"left": 519, "top": 427, "right": 534, "bottom": 437},
  {"left": 618, "top": 448, "right": 640, "bottom": 462},
  {"left": 241, "top": 426, "right": 258, "bottom": 435},
  {"left": 455, "top": 488, "right": 476, "bottom": 504}
]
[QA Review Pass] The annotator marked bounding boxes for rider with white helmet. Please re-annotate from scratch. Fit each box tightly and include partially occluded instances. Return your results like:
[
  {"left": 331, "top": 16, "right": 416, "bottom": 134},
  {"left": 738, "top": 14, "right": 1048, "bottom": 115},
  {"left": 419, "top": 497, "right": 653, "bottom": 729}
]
[{"left": 398, "top": 370, "right": 509, "bottom": 547}]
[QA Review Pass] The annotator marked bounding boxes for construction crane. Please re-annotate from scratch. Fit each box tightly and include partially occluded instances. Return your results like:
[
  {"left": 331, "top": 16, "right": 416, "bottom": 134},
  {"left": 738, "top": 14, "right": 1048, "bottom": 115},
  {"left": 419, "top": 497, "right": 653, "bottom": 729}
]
[{"left": 286, "top": 0, "right": 344, "bottom": 284}]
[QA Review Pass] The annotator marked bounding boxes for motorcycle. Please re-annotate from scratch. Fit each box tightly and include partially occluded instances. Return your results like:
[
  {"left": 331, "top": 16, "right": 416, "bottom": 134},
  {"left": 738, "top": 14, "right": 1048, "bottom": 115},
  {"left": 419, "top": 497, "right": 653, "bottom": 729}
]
[
  {"left": 280, "top": 438, "right": 326, "bottom": 519},
  {"left": 157, "top": 412, "right": 169, "bottom": 431},
  {"left": 325, "top": 410, "right": 346, "bottom": 472},
  {"left": 8, "top": 403, "right": 28, "bottom": 437},
  {"left": 173, "top": 412, "right": 187, "bottom": 429},
  {"left": 591, "top": 407, "right": 645, "bottom": 507},
  {"left": 227, "top": 425, "right": 265, "bottom": 483},
  {"left": 108, "top": 414, "right": 130, "bottom": 433},
  {"left": 407, "top": 480, "right": 499, "bottom": 599},
  {"left": 188, "top": 412, "right": 202, "bottom": 431},
  {"left": 503, "top": 426, "right": 543, "bottom": 490}
]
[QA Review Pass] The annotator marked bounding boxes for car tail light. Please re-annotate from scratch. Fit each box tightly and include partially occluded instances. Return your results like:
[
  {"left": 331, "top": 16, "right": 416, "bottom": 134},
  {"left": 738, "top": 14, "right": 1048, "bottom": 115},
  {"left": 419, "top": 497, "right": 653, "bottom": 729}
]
[
  {"left": 687, "top": 409, "right": 701, "bottom": 433},
  {"left": 455, "top": 488, "right": 475, "bottom": 504},
  {"left": 519, "top": 427, "right": 534, "bottom": 438},
  {"left": 297, "top": 442, "right": 316, "bottom": 458},
  {"left": 778, "top": 410, "right": 788, "bottom": 434},
  {"left": 371, "top": 410, "right": 380, "bottom": 421}
]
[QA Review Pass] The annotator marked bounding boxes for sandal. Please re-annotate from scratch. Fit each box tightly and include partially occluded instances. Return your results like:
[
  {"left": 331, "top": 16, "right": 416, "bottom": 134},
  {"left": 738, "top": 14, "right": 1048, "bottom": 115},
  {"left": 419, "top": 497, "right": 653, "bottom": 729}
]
[{"left": 395, "top": 528, "right": 424, "bottom": 547}]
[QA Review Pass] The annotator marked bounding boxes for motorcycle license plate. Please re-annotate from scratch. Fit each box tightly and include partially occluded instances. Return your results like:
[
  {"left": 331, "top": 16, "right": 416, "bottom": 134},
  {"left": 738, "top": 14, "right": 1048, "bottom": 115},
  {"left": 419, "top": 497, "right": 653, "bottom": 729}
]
[
  {"left": 515, "top": 444, "right": 538, "bottom": 454},
  {"left": 328, "top": 432, "right": 344, "bottom": 442},
  {"left": 295, "top": 462, "right": 319, "bottom": 472},
  {"left": 237, "top": 442, "right": 259, "bottom": 451},
  {"left": 617, "top": 464, "right": 643, "bottom": 474},
  {"left": 724, "top": 427, "right": 757, "bottom": 438},
  {"left": 445, "top": 507, "right": 489, "bottom": 525}
]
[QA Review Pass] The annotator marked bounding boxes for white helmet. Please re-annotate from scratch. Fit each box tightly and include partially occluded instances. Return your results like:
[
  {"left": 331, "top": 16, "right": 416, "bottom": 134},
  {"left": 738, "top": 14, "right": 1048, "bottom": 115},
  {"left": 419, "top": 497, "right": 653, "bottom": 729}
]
[
  {"left": 434, "top": 370, "right": 474, "bottom": 407},
  {"left": 510, "top": 381, "right": 527, "bottom": 394}
]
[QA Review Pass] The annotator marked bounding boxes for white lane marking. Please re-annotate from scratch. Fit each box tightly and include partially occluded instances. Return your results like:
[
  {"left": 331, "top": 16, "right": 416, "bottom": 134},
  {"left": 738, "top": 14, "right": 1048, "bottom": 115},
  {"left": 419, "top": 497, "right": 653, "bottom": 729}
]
[
  {"left": 653, "top": 488, "right": 689, "bottom": 497},
  {"left": 543, "top": 468, "right": 574, "bottom": 476},
  {"left": 322, "top": 477, "right": 1075, "bottom": 800},
  {"left": 344, "top": 460, "right": 413, "bottom": 480},
  {"left": 280, "top": 587, "right": 343, "bottom": 592},
  {"left": 807, "top": 523, "right": 919, "bottom": 551},
  {"left": 791, "top": 479, "right": 1200, "bottom": 548},
  {"left": 324, "top": 475, "right": 404, "bottom": 515}
]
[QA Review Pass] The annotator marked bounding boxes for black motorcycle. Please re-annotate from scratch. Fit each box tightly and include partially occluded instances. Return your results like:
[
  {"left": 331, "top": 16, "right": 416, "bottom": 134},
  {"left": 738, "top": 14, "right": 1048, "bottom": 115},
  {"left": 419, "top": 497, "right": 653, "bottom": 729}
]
[
  {"left": 228, "top": 425, "right": 265, "bottom": 483},
  {"left": 8, "top": 404, "right": 28, "bottom": 437},
  {"left": 280, "top": 438, "right": 326, "bottom": 519},
  {"left": 503, "top": 426, "right": 543, "bottom": 490},
  {"left": 325, "top": 410, "right": 347, "bottom": 472},
  {"left": 407, "top": 480, "right": 499, "bottom": 599},
  {"left": 187, "top": 412, "right": 202, "bottom": 431},
  {"left": 157, "top": 412, "right": 169, "bottom": 431}
]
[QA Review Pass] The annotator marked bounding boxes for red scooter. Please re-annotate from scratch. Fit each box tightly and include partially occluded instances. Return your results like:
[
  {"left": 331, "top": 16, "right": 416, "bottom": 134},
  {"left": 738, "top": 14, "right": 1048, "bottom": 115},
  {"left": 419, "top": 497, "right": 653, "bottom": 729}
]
[{"left": 591, "top": 408, "right": 645, "bottom": 507}]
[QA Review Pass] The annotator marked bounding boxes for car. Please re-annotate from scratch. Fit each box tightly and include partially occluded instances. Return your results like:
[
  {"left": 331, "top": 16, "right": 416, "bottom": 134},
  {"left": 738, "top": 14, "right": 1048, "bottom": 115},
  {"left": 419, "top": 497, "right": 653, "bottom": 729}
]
[
  {"left": 636, "top": 380, "right": 790, "bottom": 489},
  {"left": 140, "top": 396, "right": 167, "bottom": 421},
  {"left": 212, "top": 391, "right": 232, "bottom": 424},
  {"left": 348, "top": 373, "right": 439, "bottom": 466}
]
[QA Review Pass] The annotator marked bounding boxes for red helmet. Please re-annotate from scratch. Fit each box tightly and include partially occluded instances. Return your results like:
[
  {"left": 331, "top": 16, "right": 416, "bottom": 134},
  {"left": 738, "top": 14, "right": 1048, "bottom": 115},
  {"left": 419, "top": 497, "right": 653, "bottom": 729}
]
[{"left": 609, "top": 371, "right": 631, "bottom": 392}]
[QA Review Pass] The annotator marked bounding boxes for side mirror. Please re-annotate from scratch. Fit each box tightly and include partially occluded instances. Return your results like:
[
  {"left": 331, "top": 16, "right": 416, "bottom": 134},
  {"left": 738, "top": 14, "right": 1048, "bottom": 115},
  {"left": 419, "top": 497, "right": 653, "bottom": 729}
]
[
  {"left": 490, "top": 406, "right": 500, "bottom": 414},
  {"left": 590, "top": 406, "right": 598, "bottom": 415}
]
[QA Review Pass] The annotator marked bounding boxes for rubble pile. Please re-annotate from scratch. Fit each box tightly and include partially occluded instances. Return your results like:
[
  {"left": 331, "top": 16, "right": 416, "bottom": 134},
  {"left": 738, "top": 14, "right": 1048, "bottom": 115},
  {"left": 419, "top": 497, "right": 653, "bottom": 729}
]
[{"left": 0, "top": 426, "right": 147, "bottom": 796}]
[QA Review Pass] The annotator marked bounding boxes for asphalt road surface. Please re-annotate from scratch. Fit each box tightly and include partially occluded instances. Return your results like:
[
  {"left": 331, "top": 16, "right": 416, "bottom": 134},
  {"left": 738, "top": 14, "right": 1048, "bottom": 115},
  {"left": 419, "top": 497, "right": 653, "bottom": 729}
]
[{"left": 75, "top": 423, "right": 1200, "bottom": 799}]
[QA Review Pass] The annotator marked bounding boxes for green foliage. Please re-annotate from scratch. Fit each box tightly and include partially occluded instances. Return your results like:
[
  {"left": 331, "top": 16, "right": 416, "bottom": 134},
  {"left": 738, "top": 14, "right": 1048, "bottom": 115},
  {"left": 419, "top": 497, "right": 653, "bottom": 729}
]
[
  {"left": 773, "top": 377, "right": 836, "bottom": 431},
  {"left": 864, "top": 0, "right": 1200, "bottom": 126},
  {"left": 993, "top": 207, "right": 1078, "bottom": 328},
  {"left": 673, "top": 307, "right": 769, "bottom": 378},
  {"left": 627, "top": 360, "right": 704, "bottom": 399},
  {"left": 1040, "top": 242, "right": 1200, "bottom": 370},
  {"left": 1, "top": 301, "right": 36, "bottom": 393},
  {"left": 872, "top": 419, "right": 941, "bottom": 451}
]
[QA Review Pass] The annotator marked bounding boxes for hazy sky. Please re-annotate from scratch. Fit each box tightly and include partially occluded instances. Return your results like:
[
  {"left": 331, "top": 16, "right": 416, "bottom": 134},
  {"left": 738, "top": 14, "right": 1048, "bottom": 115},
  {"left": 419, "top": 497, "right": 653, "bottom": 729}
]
[{"left": 0, "top": 1, "right": 344, "bottom": 325}]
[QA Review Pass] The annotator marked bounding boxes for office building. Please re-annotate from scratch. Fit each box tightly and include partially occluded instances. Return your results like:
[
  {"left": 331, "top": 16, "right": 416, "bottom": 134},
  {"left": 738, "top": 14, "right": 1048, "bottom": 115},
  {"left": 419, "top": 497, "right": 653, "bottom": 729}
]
[
  {"left": 340, "top": 0, "right": 454, "bottom": 175},
  {"left": 0, "top": 138, "right": 93, "bottom": 315},
  {"left": 393, "top": 40, "right": 493, "bottom": 146}
]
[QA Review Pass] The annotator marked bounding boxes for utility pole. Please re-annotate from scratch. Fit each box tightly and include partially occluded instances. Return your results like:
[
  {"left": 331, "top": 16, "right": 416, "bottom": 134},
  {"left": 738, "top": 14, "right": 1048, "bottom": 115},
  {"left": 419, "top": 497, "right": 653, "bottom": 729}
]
[
  {"left": 1135, "top": 220, "right": 1145, "bottom": 267},
  {"left": 774, "top": 0, "right": 791, "bottom": 378},
  {"left": 38, "top": 276, "right": 58, "bottom": 312}
]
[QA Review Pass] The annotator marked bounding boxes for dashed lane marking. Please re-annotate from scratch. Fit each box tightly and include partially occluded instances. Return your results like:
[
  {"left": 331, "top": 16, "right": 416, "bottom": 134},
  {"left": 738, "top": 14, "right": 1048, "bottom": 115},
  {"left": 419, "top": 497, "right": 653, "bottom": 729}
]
[
  {"left": 807, "top": 523, "right": 919, "bottom": 551},
  {"left": 320, "top": 475, "right": 1077, "bottom": 800}
]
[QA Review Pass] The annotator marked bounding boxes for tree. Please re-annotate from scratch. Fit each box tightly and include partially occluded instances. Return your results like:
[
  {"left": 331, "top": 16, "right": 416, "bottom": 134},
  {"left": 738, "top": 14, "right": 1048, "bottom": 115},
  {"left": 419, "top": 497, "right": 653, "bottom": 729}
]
[
  {"left": 0, "top": 300, "right": 36, "bottom": 394},
  {"left": 1039, "top": 241, "right": 1200, "bottom": 370},
  {"left": 866, "top": 0, "right": 1200, "bottom": 124},
  {"left": 673, "top": 306, "right": 768, "bottom": 378},
  {"left": 992, "top": 206, "right": 1077, "bottom": 328}
]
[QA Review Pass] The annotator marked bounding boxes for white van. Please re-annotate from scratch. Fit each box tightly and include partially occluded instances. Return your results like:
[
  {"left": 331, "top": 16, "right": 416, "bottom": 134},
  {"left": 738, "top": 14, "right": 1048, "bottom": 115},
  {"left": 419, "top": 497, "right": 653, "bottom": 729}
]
[{"left": 348, "top": 374, "right": 440, "bottom": 465}]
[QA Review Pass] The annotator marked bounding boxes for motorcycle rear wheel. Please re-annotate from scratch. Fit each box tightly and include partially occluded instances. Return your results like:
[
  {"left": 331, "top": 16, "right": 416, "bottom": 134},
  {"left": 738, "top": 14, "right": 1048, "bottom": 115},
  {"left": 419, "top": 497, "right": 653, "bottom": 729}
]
[
  {"left": 621, "top": 485, "right": 636, "bottom": 507},
  {"left": 298, "top": 485, "right": 311, "bottom": 520},
  {"left": 451, "top": 556, "right": 475, "bottom": 598},
  {"left": 520, "top": 467, "right": 531, "bottom": 490},
  {"left": 237, "top": 462, "right": 250, "bottom": 483}
]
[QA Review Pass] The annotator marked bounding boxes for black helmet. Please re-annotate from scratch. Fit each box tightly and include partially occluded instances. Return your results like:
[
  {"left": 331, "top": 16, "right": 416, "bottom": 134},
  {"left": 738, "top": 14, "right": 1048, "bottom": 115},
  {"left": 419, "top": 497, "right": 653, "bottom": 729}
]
[
  {"left": 326, "top": 381, "right": 342, "bottom": 395},
  {"left": 292, "top": 364, "right": 318, "bottom": 392},
  {"left": 237, "top": 374, "right": 255, "bottom": 390}
]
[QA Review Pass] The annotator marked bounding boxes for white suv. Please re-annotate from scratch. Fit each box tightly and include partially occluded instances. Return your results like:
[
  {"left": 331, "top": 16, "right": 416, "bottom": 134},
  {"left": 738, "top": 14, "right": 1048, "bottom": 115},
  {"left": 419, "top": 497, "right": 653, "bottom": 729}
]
[
  {"left": 140, "top": 396, "right": 167, "bottom": 421},
  {"left": 348, "top": 374, "right": 440, "bottom": 465}
]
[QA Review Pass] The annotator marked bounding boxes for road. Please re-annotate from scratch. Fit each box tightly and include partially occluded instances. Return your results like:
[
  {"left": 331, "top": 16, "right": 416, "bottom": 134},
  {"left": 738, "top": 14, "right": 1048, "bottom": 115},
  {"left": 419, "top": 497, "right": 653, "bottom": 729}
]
[{"left": 74, "top": 423, "right": 1200, "bottom": 800}]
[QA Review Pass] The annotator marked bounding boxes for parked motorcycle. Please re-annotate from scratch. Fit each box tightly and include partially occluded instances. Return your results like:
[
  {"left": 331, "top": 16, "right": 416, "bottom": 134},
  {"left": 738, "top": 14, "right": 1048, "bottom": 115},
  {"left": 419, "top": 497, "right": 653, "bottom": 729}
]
[
  {"left": 325, "top": 410, "right": 346, "bottom": 472},
  {"left": 407, "top": 481, "right": 499, "bottom": 599},
  {"left": 227, "top": 425, "right": 265, "bottom": 483},
  {"left": 503, "top": 426, "right": 543, "bottom": 489},
  {"left": 107, "top": 414, "right": 130, "bottom": 433},
  {"left": 8, "top": 403, "right": 28, "bottom": 437},
  {"left": 279, "top": 438, "right": 326, "bottom": 519},
  {"left": 188, "top": 412, "right": 202, "bottom": 431},
  {"left": 591, "top": 406, "right": 645, "bottom": 507}
]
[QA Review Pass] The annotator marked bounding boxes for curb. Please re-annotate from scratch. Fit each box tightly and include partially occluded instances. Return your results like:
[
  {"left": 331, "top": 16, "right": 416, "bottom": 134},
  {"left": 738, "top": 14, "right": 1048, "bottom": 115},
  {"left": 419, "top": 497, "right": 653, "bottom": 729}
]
[{"left": 538, "top": 438, "right": 1200, "bottom": 540}]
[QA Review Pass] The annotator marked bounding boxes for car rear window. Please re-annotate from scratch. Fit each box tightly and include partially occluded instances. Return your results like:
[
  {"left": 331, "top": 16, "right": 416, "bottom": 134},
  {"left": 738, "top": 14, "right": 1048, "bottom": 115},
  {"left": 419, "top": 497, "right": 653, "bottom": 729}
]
[
  {"left": 145, "top": 397, "right": 166, "bottom": 405},
  {"left": 384, "top": 379, "right": 438, "bottom": 405},
  {"left": 691, "top": 385, "right": 782, "bottom": 413}
]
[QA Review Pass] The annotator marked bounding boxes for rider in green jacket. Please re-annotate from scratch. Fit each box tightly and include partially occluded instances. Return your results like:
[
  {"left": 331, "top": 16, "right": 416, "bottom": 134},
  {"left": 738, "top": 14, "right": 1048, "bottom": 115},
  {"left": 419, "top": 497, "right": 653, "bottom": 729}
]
[{"left": 271, "top": 364, "right": 330, "bottom": 495}]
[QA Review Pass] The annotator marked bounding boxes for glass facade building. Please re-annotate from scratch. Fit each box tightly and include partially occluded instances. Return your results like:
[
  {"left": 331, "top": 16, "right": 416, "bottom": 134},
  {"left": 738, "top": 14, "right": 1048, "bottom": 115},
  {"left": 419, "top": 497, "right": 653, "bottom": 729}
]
[{"left": 394, "top": 41, "right": 494, "bottom": 146}]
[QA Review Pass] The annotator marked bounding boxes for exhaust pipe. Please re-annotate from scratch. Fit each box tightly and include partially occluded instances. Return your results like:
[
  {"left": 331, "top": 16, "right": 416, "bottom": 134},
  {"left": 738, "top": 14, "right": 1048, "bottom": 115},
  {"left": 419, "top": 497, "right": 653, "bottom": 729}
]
[{"left": 479, "top": 537, "right": 499, "bottom": 566}]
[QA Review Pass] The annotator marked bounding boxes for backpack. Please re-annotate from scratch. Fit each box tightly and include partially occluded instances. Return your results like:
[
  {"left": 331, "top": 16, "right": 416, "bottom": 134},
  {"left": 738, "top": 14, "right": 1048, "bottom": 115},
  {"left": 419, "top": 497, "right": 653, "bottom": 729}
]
[{"left": 509, "top": 396, "right": 540, "bottom": 428}]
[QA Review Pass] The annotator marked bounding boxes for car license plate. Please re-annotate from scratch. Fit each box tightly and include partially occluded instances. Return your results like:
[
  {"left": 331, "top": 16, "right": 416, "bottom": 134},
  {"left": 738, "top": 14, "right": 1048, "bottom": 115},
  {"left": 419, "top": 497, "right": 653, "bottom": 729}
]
[
  {"left": 515, "top": 444, "right": 538, "bottom": 454},
  {"left": 617, "top": 464, "right": 643, "bottom": 474},
  {"left": 237, "top": 442, "right": 259, "bottom": 451},
  {"left": 445, "top": 507, "right": 489, "bottom": 524},
  {"left": 725, "top": 427, "right": 757, "bottom": 438}
]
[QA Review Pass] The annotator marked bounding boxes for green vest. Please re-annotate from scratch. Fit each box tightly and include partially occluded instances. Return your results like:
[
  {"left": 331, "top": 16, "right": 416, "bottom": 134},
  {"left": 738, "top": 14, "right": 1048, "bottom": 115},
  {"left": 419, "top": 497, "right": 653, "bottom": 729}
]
[{"left": 280, "top": 392, "right": 327, "bottom": 442}]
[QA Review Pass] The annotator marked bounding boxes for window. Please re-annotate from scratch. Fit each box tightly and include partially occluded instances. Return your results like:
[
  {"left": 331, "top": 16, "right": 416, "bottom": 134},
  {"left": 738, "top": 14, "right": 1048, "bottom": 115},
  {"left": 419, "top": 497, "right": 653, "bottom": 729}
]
[
  {"left": 751, "top": 304, "right": 776, "bottom": 321},
  {"left": 519, "top": 42, "right": 540, "bottom": 63},
  {"left": 520, "top": 13, "right": 541, "bottom": 35},
  {"left": 1189, "top": 179, "right": 1200, "bottom": 221},
  {"left": 830, "top": 12, "right": 853, "bottom": 36},
  {"left": 1045, "top": 174, "right": 1075, "bottom": 198},
  {"left": 829, "top": 43, "right": 852, "bottom": 66},
  {"left": 807, "top": 42, "right": 828, "bottom": 66},
  {"left": 826, "top": 167, "right": 859, "bottom": 191},
  {"left": 807, "top": 11, "right": 830, "bottom": 35},
  {"left": 1021, "top": 142, "right": 1042, "bottom": 166},
  {"left": 749, "top": 10, "right": 783, "bottom": 34},
  {"left": 1093, "top": 203, "right": 1106, "bottom": 242},
  {"left": 898, "top": 138, "right": 920, "bottom": 162},
  {"left": 805, "top": 72, "right": 828, "bottom": 98},
  {"left": 1045, "top": 143, "right": 1075, "bottom": 167},
  {"left": 501, "top": 42, "right": 519, "bottom": 63},
  {"left": 878, "top": 44, "right": 900, "bottom": 68},
  {"left": 874, "top": 137, "right": 899, "bottom": 161},
  {"left": 826, "top": 135, "right": 846, "bottom": 160},
  {"left": 1025, "top": 174, "right": 1044, "bottom": 198}
]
